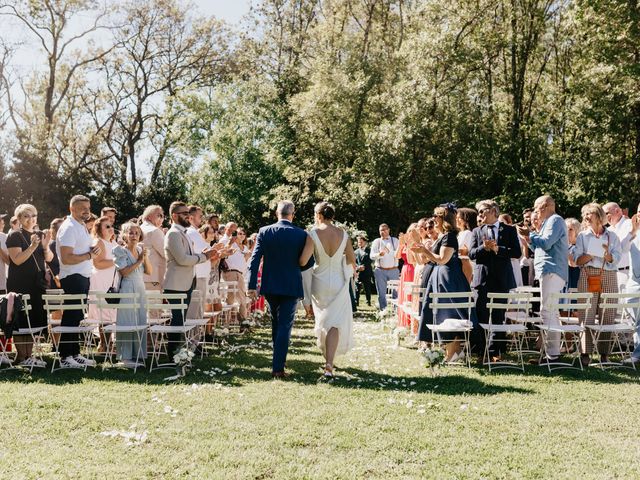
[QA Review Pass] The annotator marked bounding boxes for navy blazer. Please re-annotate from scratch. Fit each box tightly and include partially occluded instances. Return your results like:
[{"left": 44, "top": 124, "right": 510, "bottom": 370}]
[
  {"left": 247, "top": 219, "right": 309, "bottom": 298},
  {"left": 468, "top": 222, "right": 522, "bottom": 291}
]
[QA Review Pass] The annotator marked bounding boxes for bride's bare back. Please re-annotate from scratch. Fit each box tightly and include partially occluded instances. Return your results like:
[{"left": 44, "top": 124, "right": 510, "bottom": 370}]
[{"left": 314, "top": 224, "right": 347, "bottom": 257}]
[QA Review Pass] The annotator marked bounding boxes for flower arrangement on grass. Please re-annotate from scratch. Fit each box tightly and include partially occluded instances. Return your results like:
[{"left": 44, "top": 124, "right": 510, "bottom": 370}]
[
  {"left": 378, "top": 308, "right": 396, "bottom": 331},
  {"left": 164, "top": 347, "right": 195, "bottom": 381},
  {"left": 214, "top": 327, "right": 230, "bottom": 337},
  {"left": 392, "top": 326, "right": 409, "bottom": 346},
  {"left": 422, "top": 346, "right": 445, "bottom": 376}
]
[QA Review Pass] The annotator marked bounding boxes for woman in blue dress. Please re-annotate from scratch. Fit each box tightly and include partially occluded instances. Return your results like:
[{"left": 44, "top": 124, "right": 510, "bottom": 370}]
[
  {"left": 113, "top": 222, "right": 151, "bottom": 367},
  {"left": 411, "top": 204, "right": 477, "bottom": 361}
]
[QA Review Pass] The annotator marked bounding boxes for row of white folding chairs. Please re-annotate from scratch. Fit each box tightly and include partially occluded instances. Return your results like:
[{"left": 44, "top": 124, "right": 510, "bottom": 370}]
[
  {"left": 424, "top": 290, "right": 640, "bottom": 373},
  {"left": 41, "top": 291, "right": 199, "bottom": 372}
]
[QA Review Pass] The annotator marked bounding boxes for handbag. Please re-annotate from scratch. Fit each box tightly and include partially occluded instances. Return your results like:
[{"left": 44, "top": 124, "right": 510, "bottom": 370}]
[
  {"left": 586, "top": 232, "right": 609, "bottom": 293},
  {"left": 106, "top": 269, "right": 121, "bottom": 304}
]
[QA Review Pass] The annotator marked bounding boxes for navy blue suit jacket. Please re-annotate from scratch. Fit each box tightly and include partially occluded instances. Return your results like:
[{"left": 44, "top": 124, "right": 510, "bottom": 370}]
[
  {"left": 468, "top": 222, "right": 521, "bottom": 291},
  {"left": 247, "top": 219, "right": 309, "bottom": 298}
]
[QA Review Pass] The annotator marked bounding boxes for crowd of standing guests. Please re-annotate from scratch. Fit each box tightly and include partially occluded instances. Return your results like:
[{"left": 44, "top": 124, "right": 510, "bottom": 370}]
[
  {"left": 369, "top": 196, "right": 640, "bottom": 366},
  {"left": 0, "top": 196, "right": 259, "bottom": 368}
]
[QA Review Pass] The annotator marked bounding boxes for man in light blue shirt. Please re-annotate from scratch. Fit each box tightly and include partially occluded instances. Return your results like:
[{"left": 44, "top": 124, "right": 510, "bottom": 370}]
[{"left": 518, "top": 195, "right": 568, "bottom": 360}]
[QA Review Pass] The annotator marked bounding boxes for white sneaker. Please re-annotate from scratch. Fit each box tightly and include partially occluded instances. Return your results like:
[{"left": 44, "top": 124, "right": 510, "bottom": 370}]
[
  {"left": 60, "top": 356, "right": 82, "bottom": 368},
  {"left": 74, "top": 354, "right": 96, "bottom": 367}
]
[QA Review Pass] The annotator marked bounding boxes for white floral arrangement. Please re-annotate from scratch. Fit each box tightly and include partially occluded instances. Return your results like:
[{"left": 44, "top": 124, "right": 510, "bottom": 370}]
[
  {"left": 422, "top": 347, "right": 445, "bottom": 368},
  {"left": 392, "top": 326, "right": 409, "bottom": 339},
  {"left": 214, "top": 327, "right": 230, "bottom": 337},
  {"left": 164, "top": 347, "right": 196, "bottom": 381},
  {"left": 241, "top": 319, "right": 256, "bottom": 328},
  {"left": 173, "top": 347, "right": 195, "bottom": 366},
  {"left": 378, "top": 308, "right": 396, "bottom": 331}
]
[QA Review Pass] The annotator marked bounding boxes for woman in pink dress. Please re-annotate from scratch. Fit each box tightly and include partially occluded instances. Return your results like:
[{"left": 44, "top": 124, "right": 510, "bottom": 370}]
[{"left": 396, "top": 223, "right": 418, "bottom": 327}]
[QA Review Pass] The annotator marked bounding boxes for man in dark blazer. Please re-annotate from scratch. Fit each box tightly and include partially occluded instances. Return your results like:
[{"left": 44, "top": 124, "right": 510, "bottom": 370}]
[
  {"left": 469, "top": 200, "right": 522, "bottom": 359},
  {"left": 355, "top": 236, "right": 374, "bottom": 307},
  {"left": 247, "top": 200, "right": 308, "bottom": 378}
]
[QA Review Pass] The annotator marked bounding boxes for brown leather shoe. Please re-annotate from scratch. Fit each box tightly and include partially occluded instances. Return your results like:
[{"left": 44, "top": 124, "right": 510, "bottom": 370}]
[{"left": 271, "top": 371, "right": 289, "bottom": 379}]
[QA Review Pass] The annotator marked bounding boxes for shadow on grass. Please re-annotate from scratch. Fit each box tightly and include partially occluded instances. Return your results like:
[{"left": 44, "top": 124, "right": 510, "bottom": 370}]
[{"left": 1, "top": 324, "right": 637, "bottom": 390}]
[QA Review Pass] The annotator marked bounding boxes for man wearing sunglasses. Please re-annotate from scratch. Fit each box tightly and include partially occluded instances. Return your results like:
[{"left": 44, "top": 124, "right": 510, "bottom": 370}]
[{"left": 164, "top": 201, "right": 220, "bottom": 355}]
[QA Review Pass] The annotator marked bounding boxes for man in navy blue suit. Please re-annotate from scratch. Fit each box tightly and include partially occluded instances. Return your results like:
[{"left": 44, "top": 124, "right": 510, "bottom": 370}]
[
  {"left": 247, "top": 200, "right": 309, "bottom": 378},
  {"left": 469, "top": 199, "right": 522, "bottom": 360}
]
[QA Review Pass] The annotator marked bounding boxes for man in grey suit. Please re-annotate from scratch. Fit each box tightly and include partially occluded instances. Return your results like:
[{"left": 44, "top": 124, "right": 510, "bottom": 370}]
[{"left": 163, "top": 201, "right": 219, "bottom": 354}]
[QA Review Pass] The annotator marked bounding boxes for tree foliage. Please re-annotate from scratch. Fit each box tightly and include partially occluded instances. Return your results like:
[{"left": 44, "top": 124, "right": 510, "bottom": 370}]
[{"left": 0, "top": 0, "right": 638, "bottom": 236}]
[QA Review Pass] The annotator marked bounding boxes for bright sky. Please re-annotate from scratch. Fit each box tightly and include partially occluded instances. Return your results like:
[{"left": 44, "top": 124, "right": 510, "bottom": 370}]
[{"left": 4, "top": 0, "right": 252, "bottom": 73}]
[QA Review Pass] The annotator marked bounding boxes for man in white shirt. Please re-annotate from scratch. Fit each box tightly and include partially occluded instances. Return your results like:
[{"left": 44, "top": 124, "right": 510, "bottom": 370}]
[
  {"left": 370, "top": 223, "right": 399, "bottom": 310},
  {"left": 220, "top": 222, "right": 249, "bottom": 322},
  {"left": 56, "top": 195, "right": 101, "bottom": 368},
  {"left": 185, "top": 205, "right": 211, "bottom": 320},
  {"left": 604, "top": 202, "right": 633, "bottom": 291},
  {"left": 0, "top": 213, "right": 8, "bottom": 294}
]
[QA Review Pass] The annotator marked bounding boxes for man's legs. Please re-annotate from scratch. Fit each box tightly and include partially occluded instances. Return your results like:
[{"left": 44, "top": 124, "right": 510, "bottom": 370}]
[
  {"left": 265, "top": 295, "right": 297, "bottom": 373},
  {"left": 374, "top": 268, "right": 388, "bottom": 310},
  {"left": 59, "top": 274, "right": 90, "bottom": 358},
  {"left": 164, "top": 288, "right": 192, "bottom": 355},
  {"left": 540, "top": 273, "right": 565, "bottom": 358}
]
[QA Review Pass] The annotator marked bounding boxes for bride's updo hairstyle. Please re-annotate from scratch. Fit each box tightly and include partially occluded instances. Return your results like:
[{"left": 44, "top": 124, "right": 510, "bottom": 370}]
[{"left": 314, "top": 201, "right": 335, "bottom": 221}]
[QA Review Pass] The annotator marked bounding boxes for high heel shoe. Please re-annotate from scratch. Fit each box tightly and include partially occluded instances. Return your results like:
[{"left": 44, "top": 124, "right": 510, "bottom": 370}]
[{"left": 323, "top": 364, "right": 334, "bottom": 378}]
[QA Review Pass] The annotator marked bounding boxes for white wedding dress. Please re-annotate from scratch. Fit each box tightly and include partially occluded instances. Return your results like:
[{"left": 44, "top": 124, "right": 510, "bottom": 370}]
[{"left": 309, "top": 229, "right": 354, "bottom": 357}]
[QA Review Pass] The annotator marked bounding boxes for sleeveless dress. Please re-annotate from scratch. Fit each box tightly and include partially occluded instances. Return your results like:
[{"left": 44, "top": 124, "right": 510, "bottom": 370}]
[
  {"left": 418, "top": 232, "right": 477, "bottom": 342},
  {"left": 88, "top": 239, "right": 117, "bottom": 323},
  {"left": 113, "top": 246, "right": 147, "bottom": 362},
  {"left": 397, "top": 247, "right": 415, "bottom": 327},
  {"left": 309, "top": 229, "right": 354, "bottom": 357}
]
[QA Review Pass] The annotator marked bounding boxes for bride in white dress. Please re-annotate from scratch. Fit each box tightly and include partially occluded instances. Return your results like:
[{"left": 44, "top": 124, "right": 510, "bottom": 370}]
[{"left": 299, "top": 202, "right": 356, "bottom": 378}]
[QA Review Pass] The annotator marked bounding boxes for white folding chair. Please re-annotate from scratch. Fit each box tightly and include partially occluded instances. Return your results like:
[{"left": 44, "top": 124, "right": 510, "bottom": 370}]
[
  {"left": 586, "top": 292, "right": 638, "bottom": 369},
  {"left": 427, "top": 292, "right": 475, "bottom": 367},
  {"left": 96, "top": 292, "right": 147, "bottom": 372},
  {"left": 147, "top": 293, "right": 196, "bottom": 371},
  {"left": 509, "top": 286, "right": 544, "bottom": 352},
  {"left": 220, "top": 280, "right": 240, "bottom": 334},
  {"left": 43, "top": 294, "right": 95, "bottom": 372},
  {"left": 536, "top": 292, "right": 592, "bottom": 372},
  {"left": 11, "top": 294, "right": 49, "bottom": 372},
  {"left": 183, "top": 290, "right": 210, "bottom": 358},
  {"left": 405, "top": 284, "right": 427, "bottom": 325},
  {"left": 0, "top": 294, "right": 46, "bottom": 371},
  {"left": 386, "top": 279, "right": 400, "bottom": 309},
  {"left": 481, "top": 292, "right": 531, "bottom": 372}
]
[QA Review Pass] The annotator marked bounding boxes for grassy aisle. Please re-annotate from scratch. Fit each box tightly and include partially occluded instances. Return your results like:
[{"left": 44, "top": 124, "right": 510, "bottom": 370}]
[{"left": 1, "top": 304, "right": 639, "bottom": 479}]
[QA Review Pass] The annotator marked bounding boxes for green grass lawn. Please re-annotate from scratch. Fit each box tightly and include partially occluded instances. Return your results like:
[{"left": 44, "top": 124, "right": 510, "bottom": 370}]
[{"left": 1, "top": 299, "right": 639, "bottom": 479}]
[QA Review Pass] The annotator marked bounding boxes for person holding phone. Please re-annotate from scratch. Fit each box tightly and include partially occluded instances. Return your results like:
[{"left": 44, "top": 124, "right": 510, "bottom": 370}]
[
  {"left": 6, "top": 204, "right": 53, "bottom": 367},
  {"left": 220, "top": 222, "right": 250, "bottom": 324}
]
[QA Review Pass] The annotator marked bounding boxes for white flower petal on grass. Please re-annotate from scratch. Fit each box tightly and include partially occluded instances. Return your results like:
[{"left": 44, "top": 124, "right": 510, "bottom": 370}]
[{"left": 460, "top": 404, "right": 469, "bottom": 411}]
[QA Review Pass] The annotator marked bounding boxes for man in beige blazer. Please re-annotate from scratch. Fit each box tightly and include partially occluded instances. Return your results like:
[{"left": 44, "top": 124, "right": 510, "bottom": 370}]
[{"left": 163, "top": 201, "right": 219, "bottom": 354}]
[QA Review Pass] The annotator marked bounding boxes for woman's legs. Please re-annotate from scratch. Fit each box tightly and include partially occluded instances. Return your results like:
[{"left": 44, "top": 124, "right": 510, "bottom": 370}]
[{"left": 324, "top": 327, "right": 339, "bottom": 369}]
